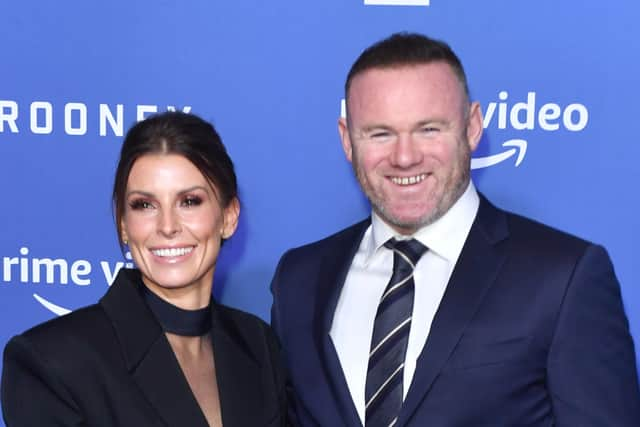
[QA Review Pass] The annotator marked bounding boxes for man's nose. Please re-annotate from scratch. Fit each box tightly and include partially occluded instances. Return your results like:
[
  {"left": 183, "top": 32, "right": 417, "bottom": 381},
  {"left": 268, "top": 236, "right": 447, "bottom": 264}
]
[{"left": 390, "top": 133, "right": 422, "bottom": 167}]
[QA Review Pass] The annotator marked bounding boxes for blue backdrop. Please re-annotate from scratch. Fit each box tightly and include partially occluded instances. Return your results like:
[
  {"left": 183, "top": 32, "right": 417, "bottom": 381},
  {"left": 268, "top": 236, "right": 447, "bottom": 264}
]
[{"left": 1, "top": 1, "right": 638, "bottom": 421}]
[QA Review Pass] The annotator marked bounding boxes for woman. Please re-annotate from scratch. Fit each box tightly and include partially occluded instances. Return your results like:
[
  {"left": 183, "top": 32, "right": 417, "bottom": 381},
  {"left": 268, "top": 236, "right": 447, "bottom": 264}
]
[{"left": 1, "top": 112, "right": 288, "bottom": 426}]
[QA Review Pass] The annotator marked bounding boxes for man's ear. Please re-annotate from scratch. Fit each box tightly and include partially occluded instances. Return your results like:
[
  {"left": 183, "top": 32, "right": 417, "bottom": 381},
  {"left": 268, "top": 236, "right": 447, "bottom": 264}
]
[
  {"left": 338, "top": 117, "right": 353, "bottom": 162},
  {"left": 466, "top": 101, "right": 483, "bottom": 152}
]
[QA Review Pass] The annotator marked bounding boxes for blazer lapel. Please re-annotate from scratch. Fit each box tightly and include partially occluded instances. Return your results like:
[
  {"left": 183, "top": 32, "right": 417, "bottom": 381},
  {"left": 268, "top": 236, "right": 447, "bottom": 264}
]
[
  {"left": 100, "top": 269, "right": 209, "bottom": 427},
  {"left": 132, "top": 337, "right": 209, "bottom": 427},
  {"left": 398, "top": 196, "right": 509, "bottom": 425},
  {"left": 211, "top": 305, "right": 264, "bottom": 426},
  {"left": 313, "top": 219, "right": 370, "bottom": 427}
]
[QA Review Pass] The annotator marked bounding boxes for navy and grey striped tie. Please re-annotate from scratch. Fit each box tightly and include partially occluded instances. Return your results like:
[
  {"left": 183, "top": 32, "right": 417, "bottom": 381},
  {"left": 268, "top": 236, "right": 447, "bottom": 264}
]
[{"left": 365, "top": 238, "right": 427, "bottom": 427}]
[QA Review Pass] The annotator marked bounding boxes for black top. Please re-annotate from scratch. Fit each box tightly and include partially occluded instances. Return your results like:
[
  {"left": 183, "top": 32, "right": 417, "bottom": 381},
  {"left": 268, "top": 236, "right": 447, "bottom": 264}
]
[
  {"left": 140, "top": 283, "right": 212, "bottom": 336},
  {"left": 1, "top": 268, "right": 288, "bottom": 426}
]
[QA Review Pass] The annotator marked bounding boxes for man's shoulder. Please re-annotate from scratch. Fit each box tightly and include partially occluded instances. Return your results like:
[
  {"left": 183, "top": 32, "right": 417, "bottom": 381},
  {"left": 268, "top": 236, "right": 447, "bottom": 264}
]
[
  {"left": 508, "top": 209, "right": 588, "bottom": 245},
  {"left": 282, "top": 218, "right": 370, "bottom": 260},
  {"left": 271, "top": 218, "right": 369, "bottom": 286},
  {"left": 481, "top": 196, "right": 594, "bottom": 254}
]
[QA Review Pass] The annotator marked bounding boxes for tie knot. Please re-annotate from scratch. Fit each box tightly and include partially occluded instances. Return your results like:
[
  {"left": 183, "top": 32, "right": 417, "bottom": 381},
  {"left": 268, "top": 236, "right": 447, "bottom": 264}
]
[{"left": 384, "top": 238, "right": 428, "bottom": 266}]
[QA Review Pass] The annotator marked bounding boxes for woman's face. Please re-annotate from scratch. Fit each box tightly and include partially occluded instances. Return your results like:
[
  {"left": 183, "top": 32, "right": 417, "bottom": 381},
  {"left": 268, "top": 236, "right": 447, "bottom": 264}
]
[{"left": 121, "top": 154, "right": 239, "bottom": 304}]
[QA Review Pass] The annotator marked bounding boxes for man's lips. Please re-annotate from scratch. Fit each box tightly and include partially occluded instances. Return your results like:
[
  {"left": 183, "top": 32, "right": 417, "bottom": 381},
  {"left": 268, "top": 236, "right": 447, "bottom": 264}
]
[{"left": 389, "top": 173, "right": 427, "bottom": 186}]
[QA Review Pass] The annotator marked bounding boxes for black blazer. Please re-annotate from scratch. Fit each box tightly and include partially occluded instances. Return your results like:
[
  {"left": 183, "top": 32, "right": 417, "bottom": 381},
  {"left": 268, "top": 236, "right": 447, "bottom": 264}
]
[
  {"left": 271, "top": 194, "right": 640, "bottom": 426},
  {"left": 2, "top": 269, "right": 287, "bottom": 426}
]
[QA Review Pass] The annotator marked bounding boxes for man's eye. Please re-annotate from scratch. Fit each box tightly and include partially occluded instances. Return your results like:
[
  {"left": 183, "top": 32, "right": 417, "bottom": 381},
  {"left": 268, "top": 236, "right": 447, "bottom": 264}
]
[
  {"left": 369, "top": 131, "right": 393, "bottom": 140},
  {"left": 182, "top": 196, "right": 203, "bottom": 207},
  {"left": 420, "top": 126, "right": 439, "bottom": 134}
]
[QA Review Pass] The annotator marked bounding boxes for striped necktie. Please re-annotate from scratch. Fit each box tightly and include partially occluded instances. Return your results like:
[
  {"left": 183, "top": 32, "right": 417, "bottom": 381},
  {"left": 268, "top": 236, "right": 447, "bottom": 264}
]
[{"left": 365, "top": 238, "right": 427, "bottom": 427}]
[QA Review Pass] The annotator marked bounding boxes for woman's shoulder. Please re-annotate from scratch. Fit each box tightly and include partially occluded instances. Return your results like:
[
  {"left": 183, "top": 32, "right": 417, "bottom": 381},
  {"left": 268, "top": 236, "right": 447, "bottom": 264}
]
[
  {"left": 214, "top": 302, "right": 271, "bottom": 336},
  {"left": 212, "top": 302, "right": 280, "bottom": 356},
  {"left": 4, "top": 303, "right": 116, "bottom": 367},
  {"left": 20, "top": 303, "right": 108, "bottom": 340}
]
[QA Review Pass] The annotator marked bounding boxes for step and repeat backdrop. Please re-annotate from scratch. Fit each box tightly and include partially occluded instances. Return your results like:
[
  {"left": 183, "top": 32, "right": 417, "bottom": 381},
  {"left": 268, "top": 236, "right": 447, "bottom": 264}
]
[{"left": 1, "top": 0, "right": 638, "bottom": 411}]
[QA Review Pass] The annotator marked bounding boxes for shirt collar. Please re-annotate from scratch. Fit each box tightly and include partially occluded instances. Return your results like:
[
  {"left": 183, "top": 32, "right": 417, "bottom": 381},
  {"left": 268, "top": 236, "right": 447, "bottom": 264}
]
[{"left": 364, "top": 181, "right": 480, "bottom": 264}]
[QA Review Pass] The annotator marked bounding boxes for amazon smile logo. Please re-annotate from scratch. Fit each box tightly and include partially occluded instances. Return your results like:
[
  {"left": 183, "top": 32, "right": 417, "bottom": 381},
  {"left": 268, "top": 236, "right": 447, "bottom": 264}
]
[
  {"left": 340, "top": 90, "right": 589, "bottom": 170},
  {"left": 471, "top": 139, "right": 526, "bottom": 170}
]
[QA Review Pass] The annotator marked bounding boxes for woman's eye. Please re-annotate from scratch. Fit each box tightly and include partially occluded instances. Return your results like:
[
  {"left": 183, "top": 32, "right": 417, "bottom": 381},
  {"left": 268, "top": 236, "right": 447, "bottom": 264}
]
[
  {"left": 129, "top": 199, "right": 153, "bottom": 210},
  {"left": 182, "top": 196, "right": 203, "bottom": 207}
]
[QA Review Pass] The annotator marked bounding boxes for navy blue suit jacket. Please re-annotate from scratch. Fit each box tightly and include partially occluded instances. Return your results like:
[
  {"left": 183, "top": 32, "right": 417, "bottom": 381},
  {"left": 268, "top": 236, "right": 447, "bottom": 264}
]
[{"left": 270, "top": 195, "right": 640, "bottom": 426}]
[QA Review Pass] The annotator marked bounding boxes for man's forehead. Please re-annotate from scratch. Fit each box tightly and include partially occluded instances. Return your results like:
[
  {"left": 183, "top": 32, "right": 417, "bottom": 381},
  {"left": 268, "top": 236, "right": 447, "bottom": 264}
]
[
  {"left": 344, "top": 63, "right": 469, "bottom": 129},
  {"left": 350, "top": 61, "right": 456, "bottom": 85},
  {"left": 347, "top": 62, "right": 464, "bottom": 106},
  {"left": 348, "top": 64, "right": 464, "bottom": 102}
]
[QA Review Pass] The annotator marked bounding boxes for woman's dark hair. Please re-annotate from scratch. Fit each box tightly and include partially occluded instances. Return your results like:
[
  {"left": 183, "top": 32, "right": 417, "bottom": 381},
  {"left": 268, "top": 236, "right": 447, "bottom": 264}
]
[{"left": 112, "top": 111, "right": 238, "bottom": 246}]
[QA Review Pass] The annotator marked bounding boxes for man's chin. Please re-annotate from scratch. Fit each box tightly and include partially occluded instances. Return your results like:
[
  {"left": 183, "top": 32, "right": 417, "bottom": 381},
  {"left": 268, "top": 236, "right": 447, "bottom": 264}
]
[{"left": 377, "top": 210, "right": 436, "bottom": 235}]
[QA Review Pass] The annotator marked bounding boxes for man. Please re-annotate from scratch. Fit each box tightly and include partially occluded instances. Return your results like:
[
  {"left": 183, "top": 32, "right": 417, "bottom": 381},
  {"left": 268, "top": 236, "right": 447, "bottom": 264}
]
[{"left": 270, "top": 33, "right": 640, "bottom": 426}]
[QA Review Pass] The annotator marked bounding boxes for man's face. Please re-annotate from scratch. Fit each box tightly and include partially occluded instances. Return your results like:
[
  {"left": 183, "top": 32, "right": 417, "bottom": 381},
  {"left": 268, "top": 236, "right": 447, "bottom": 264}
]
[{"left": 339, "top": 62, "right": 483, "bottom": 235}]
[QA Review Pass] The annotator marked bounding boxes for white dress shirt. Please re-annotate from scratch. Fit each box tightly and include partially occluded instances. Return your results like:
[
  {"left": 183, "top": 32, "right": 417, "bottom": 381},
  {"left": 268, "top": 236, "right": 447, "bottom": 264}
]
[{"left": 329, "top": 182, "right": 480, "bottom": 424}]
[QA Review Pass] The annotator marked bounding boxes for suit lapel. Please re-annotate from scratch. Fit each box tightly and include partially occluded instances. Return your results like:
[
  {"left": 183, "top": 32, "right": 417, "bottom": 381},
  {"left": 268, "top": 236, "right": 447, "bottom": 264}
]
[
  {"left": 313, "top": 219, "right": 370, "bottom": 427},
  {"left": 212, "top": 305, "right": 264, "bottom": 426},
  {"left": 398, "top": 196, "right": 509, "bottom": 426},
  {"left": 100, "top": 269, "right": 209, "bottom": 427},
  {"left": 132, "top": 336, "right": 209, "bottom": 427}
]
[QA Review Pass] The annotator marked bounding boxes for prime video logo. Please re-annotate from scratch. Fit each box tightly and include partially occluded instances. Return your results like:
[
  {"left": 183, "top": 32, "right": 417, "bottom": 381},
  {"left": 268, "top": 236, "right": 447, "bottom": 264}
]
[
  {"left": 340, "top": 90, "right": 589, "bottom": 170},
  {"left": 1, "top": 247, "right": 134, "bottom": 316}
]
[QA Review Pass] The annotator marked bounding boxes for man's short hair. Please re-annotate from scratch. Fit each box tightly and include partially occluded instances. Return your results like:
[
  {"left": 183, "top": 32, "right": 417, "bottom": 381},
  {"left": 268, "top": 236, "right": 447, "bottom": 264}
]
[{"left": 345, "top": 32, "right": 470, "bottom": 101}]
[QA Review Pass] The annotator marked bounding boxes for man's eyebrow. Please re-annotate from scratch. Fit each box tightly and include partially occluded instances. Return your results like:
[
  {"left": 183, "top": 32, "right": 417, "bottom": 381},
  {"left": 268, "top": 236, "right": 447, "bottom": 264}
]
[
  {"left": 413, "top": 119, "right": 449, "bottom": 127},
  {"left": 359, "top": 124, "right": 394, "bottom": 133}
]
